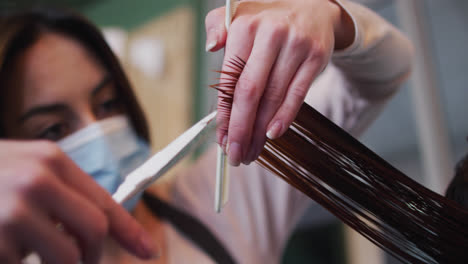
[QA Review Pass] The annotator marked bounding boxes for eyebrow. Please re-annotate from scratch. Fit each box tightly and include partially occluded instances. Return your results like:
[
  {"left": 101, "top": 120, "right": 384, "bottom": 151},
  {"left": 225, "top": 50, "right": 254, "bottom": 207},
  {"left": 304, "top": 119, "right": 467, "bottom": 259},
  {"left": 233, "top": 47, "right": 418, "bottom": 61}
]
[
  {"left": 91, "top": 74, "right": 112, "bottom": 96},
  {"left": 18, "top": 104, "right": 68, "bottom": 123},
  {"left": 18, "top": 75, "right": 112, "bottom": 123}
]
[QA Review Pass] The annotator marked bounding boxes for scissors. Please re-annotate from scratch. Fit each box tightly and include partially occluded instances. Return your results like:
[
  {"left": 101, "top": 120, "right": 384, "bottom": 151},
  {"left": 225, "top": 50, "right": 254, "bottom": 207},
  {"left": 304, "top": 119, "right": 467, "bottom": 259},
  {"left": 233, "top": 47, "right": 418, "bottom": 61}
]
[
  {"left": 114, "top": 1, "right": 238, "bottom": 208},
  {"left": 113, "top": 111, "right": 217, "bottom": 204}
]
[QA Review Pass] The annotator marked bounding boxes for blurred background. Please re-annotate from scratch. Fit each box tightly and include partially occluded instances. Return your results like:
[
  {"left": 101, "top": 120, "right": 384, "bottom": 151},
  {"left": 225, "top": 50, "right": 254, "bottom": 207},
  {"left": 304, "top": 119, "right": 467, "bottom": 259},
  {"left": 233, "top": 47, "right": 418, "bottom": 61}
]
[{"left": 2, "top": 0, "right": 467, "bottom": 263}]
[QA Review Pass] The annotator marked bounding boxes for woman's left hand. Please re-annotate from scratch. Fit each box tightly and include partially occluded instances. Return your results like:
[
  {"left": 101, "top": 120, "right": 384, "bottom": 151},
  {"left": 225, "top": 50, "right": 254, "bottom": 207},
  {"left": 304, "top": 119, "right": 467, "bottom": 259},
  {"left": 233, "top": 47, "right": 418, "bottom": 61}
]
[{"left": 205, "top": 0, "right": 354, "bottom": 166}]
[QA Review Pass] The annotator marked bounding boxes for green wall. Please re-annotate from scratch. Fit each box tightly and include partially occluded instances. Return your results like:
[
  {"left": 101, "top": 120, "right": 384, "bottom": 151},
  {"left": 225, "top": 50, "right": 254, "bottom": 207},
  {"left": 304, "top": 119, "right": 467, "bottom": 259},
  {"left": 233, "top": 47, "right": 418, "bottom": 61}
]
[
  {"left": 80, "top": 0, "right": 206, "bottom": 123},
  {"left": 81, "top": 0, "right": 195, "bottom": 30},
  {"left": 77, "top": 0, "right": 213, "bottom": 160}
]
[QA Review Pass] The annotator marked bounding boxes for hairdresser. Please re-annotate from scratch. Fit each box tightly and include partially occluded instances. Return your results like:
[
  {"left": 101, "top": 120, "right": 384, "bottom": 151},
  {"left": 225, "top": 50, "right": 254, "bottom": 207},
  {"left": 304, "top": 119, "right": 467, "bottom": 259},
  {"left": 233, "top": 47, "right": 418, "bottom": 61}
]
[{"left": 0, "top": 0, "right": 412, "bottom": 263}]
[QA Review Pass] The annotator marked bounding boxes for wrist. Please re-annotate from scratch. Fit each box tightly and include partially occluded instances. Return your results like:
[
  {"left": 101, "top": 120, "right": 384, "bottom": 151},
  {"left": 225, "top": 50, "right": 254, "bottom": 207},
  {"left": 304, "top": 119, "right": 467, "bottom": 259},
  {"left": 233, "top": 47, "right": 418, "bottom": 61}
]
[{"left": 330, "top": 0, "right": 355, "bottom": 50}]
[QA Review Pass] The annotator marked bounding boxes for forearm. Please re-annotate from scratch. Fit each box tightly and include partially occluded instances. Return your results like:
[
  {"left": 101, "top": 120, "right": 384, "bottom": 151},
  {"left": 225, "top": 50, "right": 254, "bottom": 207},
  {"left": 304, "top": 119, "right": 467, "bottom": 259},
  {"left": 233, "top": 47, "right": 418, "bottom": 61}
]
[
  {"left": 332, "top": 0, "right": 413, "bottom": 99},
  {"left": 331, "top": 0, "right": 356, "bottom": 50},
  {"left": 305, "top": 1, "right": 413, "bottom": 136}
]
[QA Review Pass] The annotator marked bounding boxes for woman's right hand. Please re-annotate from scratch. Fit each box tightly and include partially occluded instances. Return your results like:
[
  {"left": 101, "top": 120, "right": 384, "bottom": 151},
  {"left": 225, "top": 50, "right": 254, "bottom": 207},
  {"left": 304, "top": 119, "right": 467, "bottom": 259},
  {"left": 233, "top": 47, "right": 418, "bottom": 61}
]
[
  {"left": 205, "top": 0, "right": 352, "bottom": 166},
  {"left": 0, "top": 140, "right": 157, "bottom": 264}
]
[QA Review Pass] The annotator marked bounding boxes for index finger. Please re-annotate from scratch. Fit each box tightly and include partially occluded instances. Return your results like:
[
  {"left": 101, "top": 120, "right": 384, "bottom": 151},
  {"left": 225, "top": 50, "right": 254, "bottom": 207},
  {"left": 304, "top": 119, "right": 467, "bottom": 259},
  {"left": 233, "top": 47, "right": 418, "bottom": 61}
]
[
  {"left": 223, "top": 23, "right": 283, "bottom": 166},
  {"left": 214, "top": 18, "right": 255, "bottom": 152}
]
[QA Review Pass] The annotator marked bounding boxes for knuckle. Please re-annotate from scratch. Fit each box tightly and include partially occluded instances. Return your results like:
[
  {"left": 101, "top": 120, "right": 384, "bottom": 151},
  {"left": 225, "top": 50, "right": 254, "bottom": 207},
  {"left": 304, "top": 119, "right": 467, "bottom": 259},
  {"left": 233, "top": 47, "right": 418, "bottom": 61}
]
[
  {"left": 228, "top": 121, "right": 248, "bottom": 140},
  {"left": 228, "top": 111, "right": 250, "bottom": 130},
  {"left": 0, "top": 199, "right": 28, "bottom": 230},
  {"left": 16, "top": 164, "right": 51, "bottom": 199},
  {"left": 205, "top": 7, "right": 224, "bottom": 27},
  {"left": 289, "top": 33, "right": 310, "bottom": 51},
  {"left": 291, "top": 82, "right": 309, "bottom": 101},
  {"left": 34, "top": 141, "right": 64, "bottom": 168},
  {"left": 236, "top": 77, "right": 260, "bottom": 103},
  {"left": 284, "top": 90, "right": 306, "bottom": 114},
  {"left": 308, "top": 41, "right": 328, "bottom": 64},
  {"left": 231, "top": 16, "right": 258, "bottom": 36},
  {"left": 268, "top": 22, "right": 288, "bottom": 42},
  {"left": 229, "top": 119, "right": 244, "bottom": 131},
  {"left": 263, "top": 84, "right": 285, "bottom": 107}
]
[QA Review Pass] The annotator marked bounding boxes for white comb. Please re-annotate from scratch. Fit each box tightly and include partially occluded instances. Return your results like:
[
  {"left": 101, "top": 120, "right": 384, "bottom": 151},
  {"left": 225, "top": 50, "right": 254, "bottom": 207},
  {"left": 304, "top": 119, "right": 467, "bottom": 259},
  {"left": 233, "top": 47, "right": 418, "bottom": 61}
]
[{"left": 214, "top": 0, "right": 237, "bottom": 213}]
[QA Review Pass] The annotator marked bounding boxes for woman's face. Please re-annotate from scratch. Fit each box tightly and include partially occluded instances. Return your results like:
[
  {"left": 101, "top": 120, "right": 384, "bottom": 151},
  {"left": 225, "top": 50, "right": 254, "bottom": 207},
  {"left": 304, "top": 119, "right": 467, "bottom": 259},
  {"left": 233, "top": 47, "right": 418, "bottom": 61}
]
[{"left": 2, "top": 32, "right": 124, "bottom": 141}]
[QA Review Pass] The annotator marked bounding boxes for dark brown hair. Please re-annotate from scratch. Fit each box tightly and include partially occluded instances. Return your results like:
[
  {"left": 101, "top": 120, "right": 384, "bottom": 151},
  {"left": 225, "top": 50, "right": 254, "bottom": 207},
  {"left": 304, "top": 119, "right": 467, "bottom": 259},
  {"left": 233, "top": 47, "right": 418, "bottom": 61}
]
[
  {"left": 259, "top": 104, "right": 468, "bottom": 263},
  {"left": 445, "top": 153, "right": 468, "bottom": 208},
  {"left": 214, "top": 57, "right": 468, "bottom": 263},
  {"left": 0, "top": 7, "right": 150, "bottom": 142}
]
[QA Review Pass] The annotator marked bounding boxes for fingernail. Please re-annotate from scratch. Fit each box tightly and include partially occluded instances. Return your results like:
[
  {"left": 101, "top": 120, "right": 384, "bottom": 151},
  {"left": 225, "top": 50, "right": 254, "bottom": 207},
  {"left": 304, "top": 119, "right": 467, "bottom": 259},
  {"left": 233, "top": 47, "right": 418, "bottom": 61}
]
[
  {"left": 227, "top": 142, "right": 242, "bottom": 166},
  {"left": 139, "top": 232, "right": 159, "bottom": 259},
  {"left": 205, "top": 40, "right": 217, "bottom": 52},
  {"left": 266, "top": 121, "right": 283, "bottom": 140}
]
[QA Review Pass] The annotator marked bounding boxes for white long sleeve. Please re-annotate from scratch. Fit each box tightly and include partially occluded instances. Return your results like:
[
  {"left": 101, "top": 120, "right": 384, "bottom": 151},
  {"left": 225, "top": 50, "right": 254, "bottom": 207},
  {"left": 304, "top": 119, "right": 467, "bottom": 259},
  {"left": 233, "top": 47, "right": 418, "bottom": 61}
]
[{"left": 163, "top": 1, "right": 413, "bottom": 263}]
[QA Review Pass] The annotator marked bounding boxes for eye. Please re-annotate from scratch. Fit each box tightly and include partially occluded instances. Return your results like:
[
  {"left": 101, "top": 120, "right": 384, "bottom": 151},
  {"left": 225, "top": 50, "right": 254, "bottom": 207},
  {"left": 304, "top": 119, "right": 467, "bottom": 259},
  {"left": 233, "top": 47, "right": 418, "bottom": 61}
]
[
  {"left": 36, "top": 122, "right": 71, "bottom": 141},
  {"left": 95, "top": 98, "right": 123, "bottom": 119}
]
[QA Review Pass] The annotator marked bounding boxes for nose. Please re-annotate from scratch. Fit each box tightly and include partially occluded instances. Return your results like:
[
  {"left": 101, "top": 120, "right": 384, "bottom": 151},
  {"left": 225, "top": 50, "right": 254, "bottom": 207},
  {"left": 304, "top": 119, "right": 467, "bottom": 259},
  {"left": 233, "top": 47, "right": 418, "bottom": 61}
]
[{"left": 77, "top": 108, "right": 99, "bottom": 130}]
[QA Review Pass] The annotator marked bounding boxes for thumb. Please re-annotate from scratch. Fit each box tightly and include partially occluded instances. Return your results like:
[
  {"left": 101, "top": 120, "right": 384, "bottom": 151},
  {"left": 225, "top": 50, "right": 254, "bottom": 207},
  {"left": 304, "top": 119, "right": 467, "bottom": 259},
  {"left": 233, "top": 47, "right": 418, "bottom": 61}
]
[{"left": 205, "top": 7, "right": 228, "bottom": 52}]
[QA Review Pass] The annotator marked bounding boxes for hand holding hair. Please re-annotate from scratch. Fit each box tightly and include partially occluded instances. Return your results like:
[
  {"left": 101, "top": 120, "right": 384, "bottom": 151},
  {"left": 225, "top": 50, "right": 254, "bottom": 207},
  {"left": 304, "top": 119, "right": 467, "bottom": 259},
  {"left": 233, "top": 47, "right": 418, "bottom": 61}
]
[{"left": 205, "top": 0, "right": 355, "bottom": 166}]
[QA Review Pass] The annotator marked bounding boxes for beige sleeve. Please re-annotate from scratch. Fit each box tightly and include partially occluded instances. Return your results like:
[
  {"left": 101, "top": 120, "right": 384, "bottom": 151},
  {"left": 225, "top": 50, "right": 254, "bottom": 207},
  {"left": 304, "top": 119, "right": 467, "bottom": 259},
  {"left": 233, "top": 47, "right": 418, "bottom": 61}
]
[{"left": 306, "top": 0, "right": 413, "bottom": 136}]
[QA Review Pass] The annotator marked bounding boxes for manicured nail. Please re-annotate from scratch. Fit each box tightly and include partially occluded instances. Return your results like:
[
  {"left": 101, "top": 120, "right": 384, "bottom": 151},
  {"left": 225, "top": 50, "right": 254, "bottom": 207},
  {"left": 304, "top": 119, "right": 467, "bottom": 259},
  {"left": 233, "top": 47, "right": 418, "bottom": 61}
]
[
  {"left": 139, "top": 232, "right": 159, "bottom": 259},
  {"left": 205, "top": 40, "right": 217, "bottom": 52},
  {"left": 266, "top": 121, "right": 283, "bottom": 140},
  {"left": 227, "top": 142, "right": 242, "bottom": 166}
]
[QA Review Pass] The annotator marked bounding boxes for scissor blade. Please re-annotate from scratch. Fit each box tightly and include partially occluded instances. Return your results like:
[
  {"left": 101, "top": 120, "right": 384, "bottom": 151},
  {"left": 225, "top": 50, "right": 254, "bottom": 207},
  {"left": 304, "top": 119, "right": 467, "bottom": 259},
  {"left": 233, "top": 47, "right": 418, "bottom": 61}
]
[{"left": 113, "top": 111, "right": 217, "bottom": 204}]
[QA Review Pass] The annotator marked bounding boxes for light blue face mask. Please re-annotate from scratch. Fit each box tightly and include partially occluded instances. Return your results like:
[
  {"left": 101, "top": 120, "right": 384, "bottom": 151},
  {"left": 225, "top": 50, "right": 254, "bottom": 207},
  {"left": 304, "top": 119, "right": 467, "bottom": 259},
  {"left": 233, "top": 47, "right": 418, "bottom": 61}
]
[{"left": 58, "top": 116, "right": 151, "bottom": 211}]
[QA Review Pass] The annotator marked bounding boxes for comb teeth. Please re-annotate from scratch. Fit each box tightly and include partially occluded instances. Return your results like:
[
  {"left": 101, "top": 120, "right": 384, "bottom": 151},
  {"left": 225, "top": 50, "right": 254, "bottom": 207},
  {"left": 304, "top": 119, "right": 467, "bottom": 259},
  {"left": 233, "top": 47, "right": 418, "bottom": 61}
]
[{"left": 210, "top": 55, "right": 246, "bottom": 134}]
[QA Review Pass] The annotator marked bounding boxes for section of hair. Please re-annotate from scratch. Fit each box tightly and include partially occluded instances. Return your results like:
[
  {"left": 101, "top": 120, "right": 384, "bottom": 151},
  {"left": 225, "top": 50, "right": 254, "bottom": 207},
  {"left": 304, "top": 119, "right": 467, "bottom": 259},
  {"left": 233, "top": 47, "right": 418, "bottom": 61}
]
[
  {"left": 258, "top": 103, "right": 468, "bottom": 264},
  {"left": 213, "top": 56, "right": 468, "bottom": 264},
  {"left": 209, "top": 56, "right": 245, "bottom": 138},
  {"left": 446, "top": 153, "right": 468, "bottom": 209}
]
